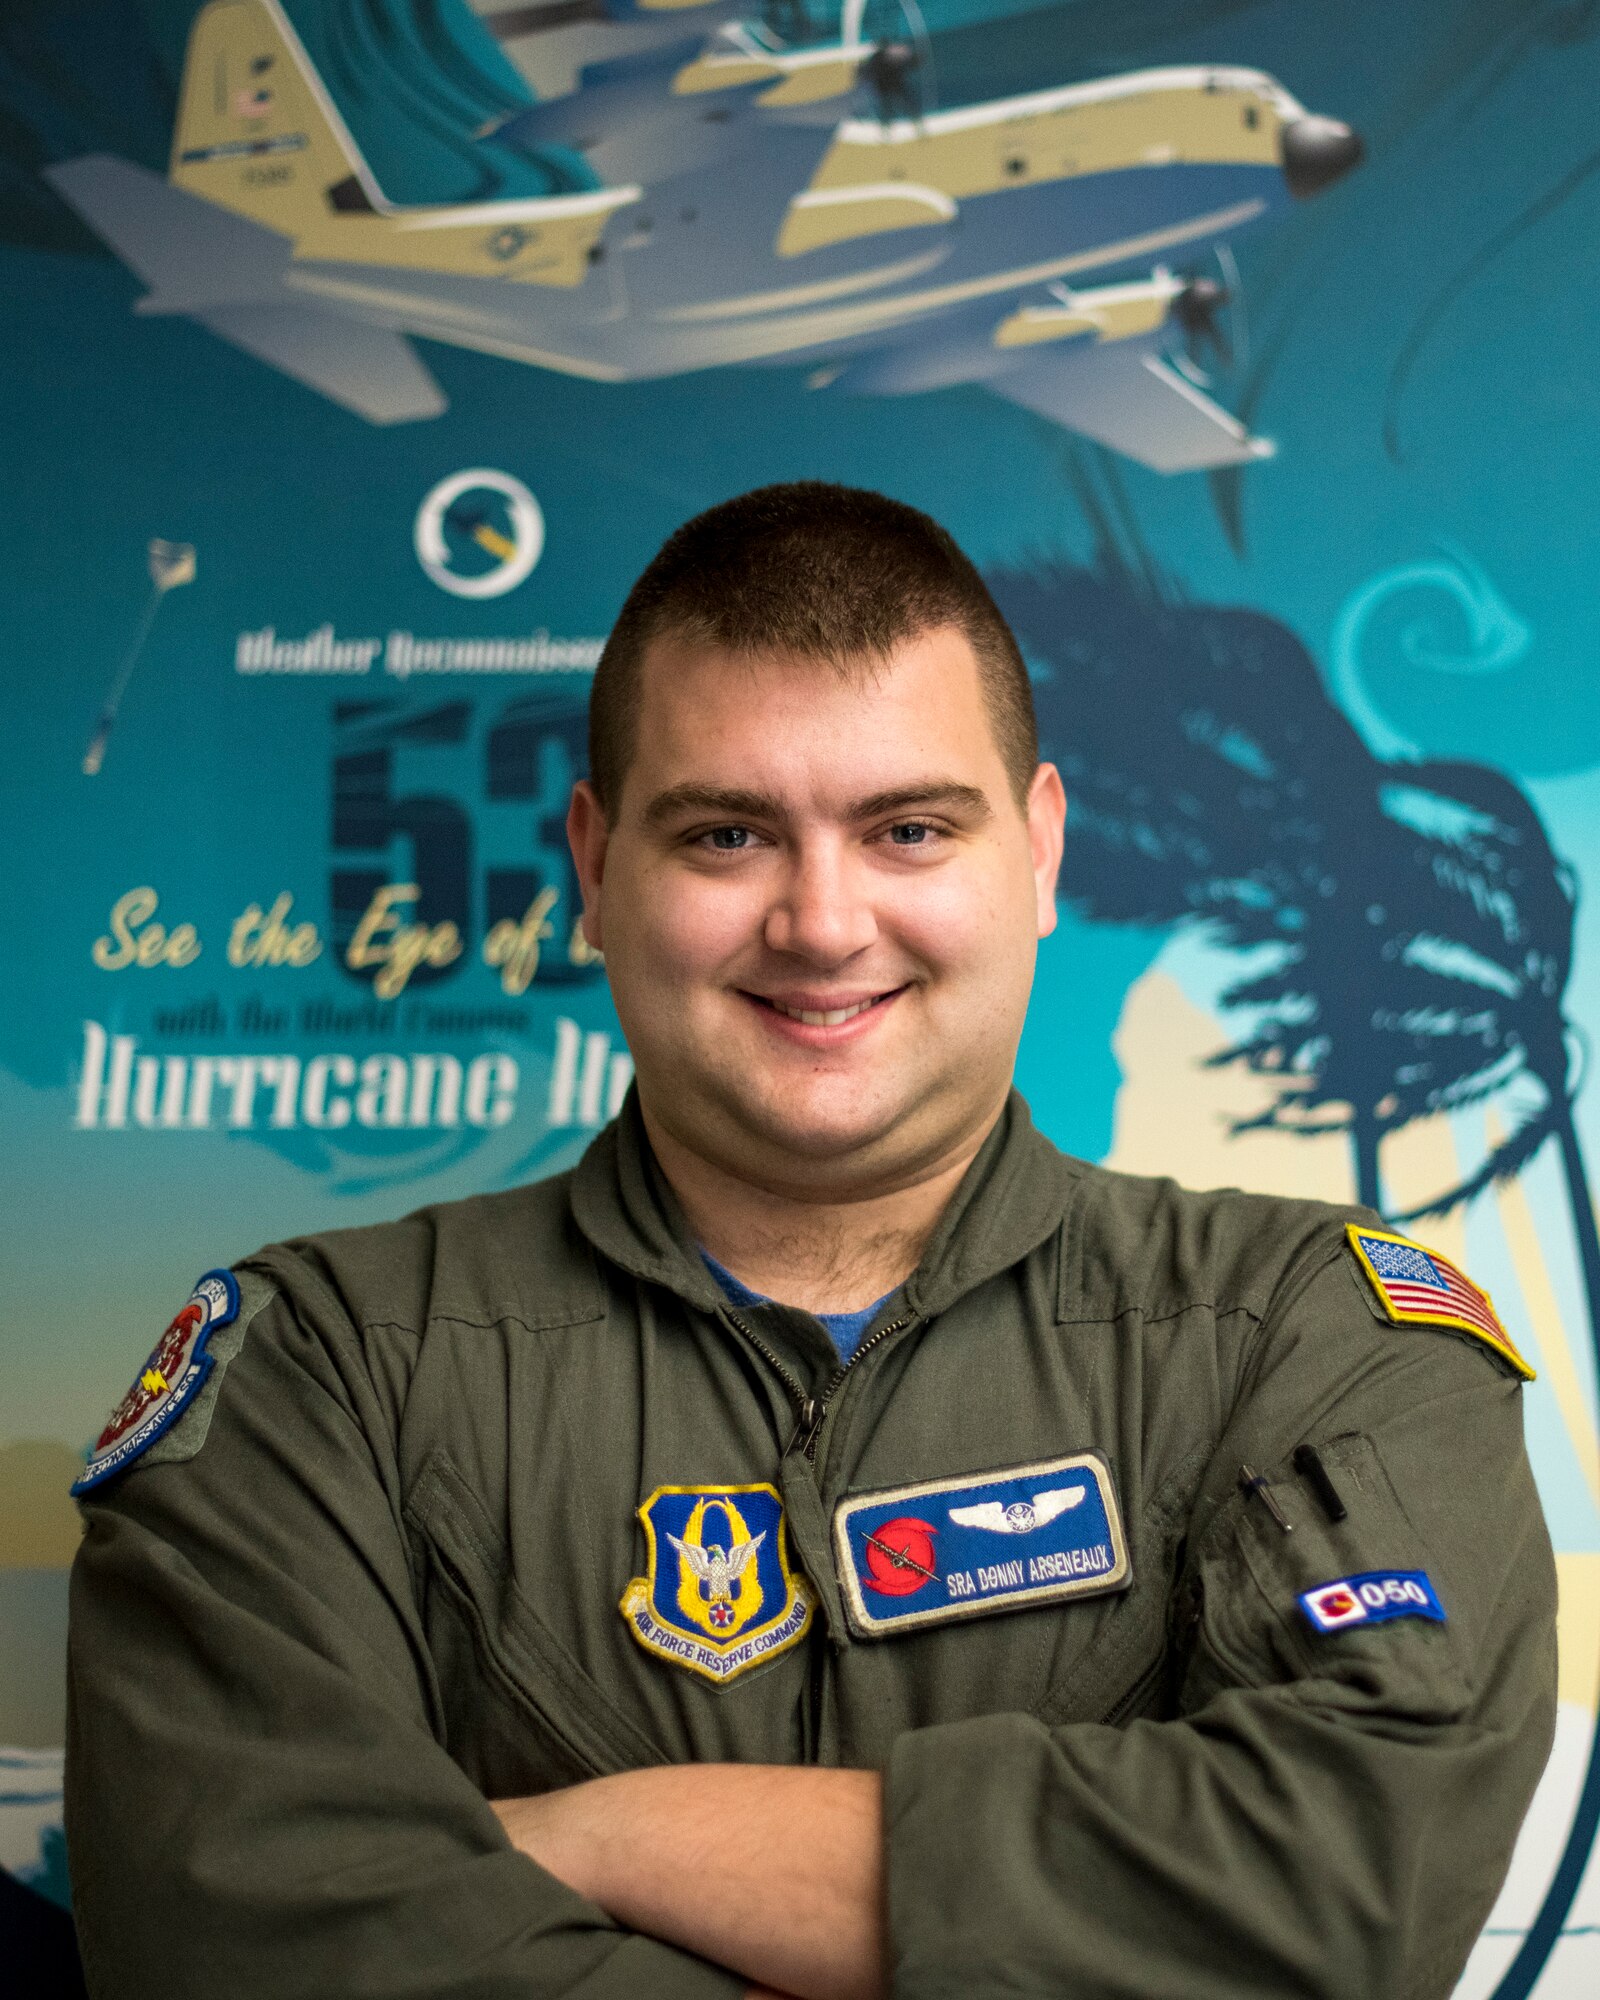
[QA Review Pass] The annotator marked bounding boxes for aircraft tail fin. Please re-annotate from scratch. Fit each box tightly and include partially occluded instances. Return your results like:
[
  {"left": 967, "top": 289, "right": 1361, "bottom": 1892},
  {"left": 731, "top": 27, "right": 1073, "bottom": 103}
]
[
  {"left": 194, "top": 303, "right": 447, "bottom": 422},
  {"left": 170, "top": 0, "right": 387, "bottom": 236},
  {"left": 45, "top": 154, "right": 291, "bottom": 306},
  {"left": 44, "top": 154, "right": 444, "bottom": 423}
]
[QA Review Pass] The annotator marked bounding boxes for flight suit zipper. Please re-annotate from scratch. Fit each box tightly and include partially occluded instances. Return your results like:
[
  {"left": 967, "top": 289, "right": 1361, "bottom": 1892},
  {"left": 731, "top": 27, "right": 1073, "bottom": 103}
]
[
  {"left": 720, "top": 1303, "right": 920, "bottom": 1757},
  {"left": 1098, "top": 1573, "right": 1206, "bottom": 1726},
  {"left": 722, "top": 1308, "right": 919, "bottom": 1461},
  {"left": 1098, "top": 1655, "right": 1164, "bottom": 1728}
]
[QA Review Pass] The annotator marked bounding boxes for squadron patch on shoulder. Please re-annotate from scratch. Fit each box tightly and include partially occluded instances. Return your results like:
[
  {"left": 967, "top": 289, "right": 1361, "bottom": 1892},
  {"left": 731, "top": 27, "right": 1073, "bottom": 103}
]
[
  {"left": 73, "top": 1270, "right": 241, "bottom": 1494},
  {"left": 833, "top": 1451, "right": 1131, "bottom": 1638},
  {"left": 1346, "top": 1225, "right": 1534, "bottom": 1379},
  {"left": 1299, "top": 1570, "right": 1446, "bottom": 1634},
  {"left": 620, "top": 1483, "right": 814, "bottom": 1685}
]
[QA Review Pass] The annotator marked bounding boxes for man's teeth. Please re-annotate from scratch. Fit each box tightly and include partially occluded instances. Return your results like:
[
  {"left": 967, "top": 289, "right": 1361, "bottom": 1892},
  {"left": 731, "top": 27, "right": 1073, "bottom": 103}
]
[{"left": 771, "top": 997, "right": 880, "bottom": 1026}]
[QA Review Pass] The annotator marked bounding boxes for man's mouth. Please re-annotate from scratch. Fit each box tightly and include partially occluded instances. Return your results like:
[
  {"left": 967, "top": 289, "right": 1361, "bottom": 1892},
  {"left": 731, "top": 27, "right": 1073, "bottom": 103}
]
[{"left": 747, "top": 990, "right": 903, "bottom": 1028}]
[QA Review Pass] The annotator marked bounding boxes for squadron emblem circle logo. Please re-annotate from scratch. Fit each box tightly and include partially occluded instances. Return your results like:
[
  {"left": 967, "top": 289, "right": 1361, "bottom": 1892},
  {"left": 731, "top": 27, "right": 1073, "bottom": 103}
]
[
  {"left": 414, "top": 468, "right": 545, "bottom": 600},
  {"left": 72, "top": 1270, "right": 242, "bottom": 1493},
  {"left": 862, "top": 1517, "right": 938, "bottom": 1596}
]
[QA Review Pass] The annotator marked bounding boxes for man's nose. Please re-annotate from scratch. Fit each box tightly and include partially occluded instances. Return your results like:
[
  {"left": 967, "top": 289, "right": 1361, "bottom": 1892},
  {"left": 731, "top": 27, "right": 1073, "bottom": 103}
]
[{"left": 762, "top": 843, "right": 878, "bottom": 964}]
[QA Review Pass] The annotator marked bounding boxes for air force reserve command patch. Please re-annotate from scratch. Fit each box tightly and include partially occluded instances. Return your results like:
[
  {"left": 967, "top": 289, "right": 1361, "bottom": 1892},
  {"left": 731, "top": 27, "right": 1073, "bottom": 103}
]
[
  {"left": 833, "top": 1451, "right": 1130, "bottom": 1637},
  {"left": 72, "top": 1270, "right": 241, "bottom": 1494},
  {"left": 1346, "top": 1225, "right": 1534, "bottom": 1379},
  {"left": 620, "top": 1483, "right": 815, "bottom": 1685}
]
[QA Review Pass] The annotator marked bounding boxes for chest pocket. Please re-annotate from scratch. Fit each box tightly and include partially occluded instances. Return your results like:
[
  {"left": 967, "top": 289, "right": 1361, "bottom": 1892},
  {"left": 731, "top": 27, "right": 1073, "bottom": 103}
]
[
  {"left": 1189, "top": 1431, "right": 1473, "bottom": 1723},
  {"left": 405, "top": 1452, "right": 667, "bottom": 1794},
  {"left": 1032, "top": 1456, "right": 1206, "bottom": 1730}
]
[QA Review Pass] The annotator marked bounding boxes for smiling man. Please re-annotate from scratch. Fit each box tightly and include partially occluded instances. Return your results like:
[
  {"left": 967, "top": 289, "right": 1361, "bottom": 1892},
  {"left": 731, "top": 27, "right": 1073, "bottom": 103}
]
[{"left": 67, "top": 486, "right": 1554, "bottom": 2000}]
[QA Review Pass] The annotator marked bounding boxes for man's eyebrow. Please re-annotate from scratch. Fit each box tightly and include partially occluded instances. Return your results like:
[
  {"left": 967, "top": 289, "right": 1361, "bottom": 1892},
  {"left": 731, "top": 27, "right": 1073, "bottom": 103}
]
[
  {"left": 642, "top": 784, "right": 786, "bottom": 827},
  {"left": 641, "top": 780, "right": 994, "bottom": 828},
  {"left": 849, "top": 782, "right": 993, "bottom": 822}
]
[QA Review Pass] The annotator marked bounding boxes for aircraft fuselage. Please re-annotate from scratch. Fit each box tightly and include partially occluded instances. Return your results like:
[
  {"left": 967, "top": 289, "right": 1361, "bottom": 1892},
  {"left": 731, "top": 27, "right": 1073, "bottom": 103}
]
[{"left": 280, "top": 76, "right": 1301, "bottom": 386}]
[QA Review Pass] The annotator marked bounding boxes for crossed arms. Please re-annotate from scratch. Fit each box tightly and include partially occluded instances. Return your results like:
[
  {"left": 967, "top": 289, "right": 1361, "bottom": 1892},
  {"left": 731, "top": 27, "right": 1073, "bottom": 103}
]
[
  {"left": 493, "top": 1766, "right": 885, "bottom": 2000},
  {"left": 66, "top": 1269, "right": 1554, "bottom": 2000}
]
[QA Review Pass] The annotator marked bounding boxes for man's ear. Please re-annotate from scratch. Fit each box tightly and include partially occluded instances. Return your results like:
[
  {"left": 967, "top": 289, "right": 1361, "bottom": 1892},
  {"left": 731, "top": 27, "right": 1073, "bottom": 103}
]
[
  {"left": 566, "top": 779, "right": 610, "bottom": 952},
  {"left": 1026, "top": 762, "right": 1066, "bottom": 939}
]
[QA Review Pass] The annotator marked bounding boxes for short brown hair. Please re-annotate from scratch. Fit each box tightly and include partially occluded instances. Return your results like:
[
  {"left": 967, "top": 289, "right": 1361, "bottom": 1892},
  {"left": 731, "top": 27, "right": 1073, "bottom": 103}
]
[{"left": 588, "top": 483, "right": 1038, "bottom": 812}]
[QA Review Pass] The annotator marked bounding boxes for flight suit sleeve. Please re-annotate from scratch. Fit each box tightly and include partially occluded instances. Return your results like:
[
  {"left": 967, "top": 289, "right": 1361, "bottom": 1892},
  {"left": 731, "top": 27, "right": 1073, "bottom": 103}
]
[
  {"left": 65, "top": 1268, "right": 743, "bottom": 2000},
  {"left": 880, "top": 1246, "right": 1558, "bottom": 2000}
]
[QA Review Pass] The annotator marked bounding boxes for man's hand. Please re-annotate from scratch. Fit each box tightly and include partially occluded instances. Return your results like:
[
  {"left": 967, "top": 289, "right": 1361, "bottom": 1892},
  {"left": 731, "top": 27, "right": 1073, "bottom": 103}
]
[{"left": 492, "top": 1765, "right": 886, "bottom": 2000}]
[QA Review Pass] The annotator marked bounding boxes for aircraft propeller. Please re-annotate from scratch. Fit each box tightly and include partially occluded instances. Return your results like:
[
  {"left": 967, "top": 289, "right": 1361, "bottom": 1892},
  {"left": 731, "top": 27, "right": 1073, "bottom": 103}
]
[
  {"left": 851, "top": 0, "right": 933, "bottom": 125},
  {"left": 1174, "top": 275, "right": 1231, "bottom": 365},
  {"left": 761, "top": 0, "right": 817, "bottom": 40},
  {"left": 860, "top": 39, "right": 922, "bottom": 122},
  {"left": 1172, "top": 245, "right": 1249, "bottom": 382}
]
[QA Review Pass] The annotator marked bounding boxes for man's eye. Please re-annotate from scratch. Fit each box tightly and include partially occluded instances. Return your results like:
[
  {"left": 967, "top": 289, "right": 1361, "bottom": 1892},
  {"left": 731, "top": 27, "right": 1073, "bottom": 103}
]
[
  {"left": 705, "top": 826, "right": 754, "bottom": 850},
  {"left": 887, "top": 821, "right": 935, "bottom": 846}
]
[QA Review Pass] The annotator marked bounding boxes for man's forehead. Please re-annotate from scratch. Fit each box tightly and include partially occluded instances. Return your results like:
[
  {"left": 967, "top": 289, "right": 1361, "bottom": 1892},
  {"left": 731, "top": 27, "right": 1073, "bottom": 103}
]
[
  {"left": 621, "top": 626, "right": 1007, "bottom": 820},
  {"left": 635, "top": 624, "right": 983, "bottom": 707},
  {"left": 633, "top": 629, "right": 991, "bottom": 760}
]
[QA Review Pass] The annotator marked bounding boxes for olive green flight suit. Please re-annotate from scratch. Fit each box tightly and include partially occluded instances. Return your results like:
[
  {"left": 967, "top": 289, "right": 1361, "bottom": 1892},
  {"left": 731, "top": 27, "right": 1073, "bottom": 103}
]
[{"left": 65, "top": 1094, "right": 1556, "bottom": 1999}]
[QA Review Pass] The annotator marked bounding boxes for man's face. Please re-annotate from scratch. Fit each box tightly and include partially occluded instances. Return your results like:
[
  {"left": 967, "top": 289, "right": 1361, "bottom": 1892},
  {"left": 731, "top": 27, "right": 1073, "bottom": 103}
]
[{"left": 568, "top": 626, "right": 1064, "bottom": 1197}]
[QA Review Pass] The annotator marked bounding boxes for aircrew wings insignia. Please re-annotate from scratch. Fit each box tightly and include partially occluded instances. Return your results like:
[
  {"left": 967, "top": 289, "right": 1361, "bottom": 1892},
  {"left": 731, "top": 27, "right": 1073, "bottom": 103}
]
[{"left": 947, "top": 1485, "right": 1086, "bottom": 1535}]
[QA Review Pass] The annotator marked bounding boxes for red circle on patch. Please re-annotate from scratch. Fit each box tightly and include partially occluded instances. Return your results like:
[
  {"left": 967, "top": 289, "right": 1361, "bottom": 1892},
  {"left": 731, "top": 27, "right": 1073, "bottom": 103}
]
[
  {"left": 95, "top": 1300, "right": 205, "bottom": 1451},
  {"left": 863, "top": 1517, "right": 938, "bottom": 1595}
]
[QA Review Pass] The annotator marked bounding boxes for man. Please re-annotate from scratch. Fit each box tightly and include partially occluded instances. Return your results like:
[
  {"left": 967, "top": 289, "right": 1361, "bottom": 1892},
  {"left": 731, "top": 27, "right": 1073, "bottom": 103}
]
[{"left": 67, "top": 484, "right": 1554, "bottom": 2000}]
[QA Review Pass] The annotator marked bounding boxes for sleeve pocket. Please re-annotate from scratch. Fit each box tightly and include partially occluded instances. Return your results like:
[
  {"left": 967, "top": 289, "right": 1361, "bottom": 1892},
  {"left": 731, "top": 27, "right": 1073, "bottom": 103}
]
[{"left": 1197, "top": 1432, "right": 1473, "bottom": 1724}]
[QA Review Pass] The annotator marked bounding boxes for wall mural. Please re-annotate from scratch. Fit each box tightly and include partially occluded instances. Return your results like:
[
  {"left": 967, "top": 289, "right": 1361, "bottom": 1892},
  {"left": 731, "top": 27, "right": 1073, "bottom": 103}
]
[{"left": 3, "top": 2, "right": 1597, "bottom": 1992}]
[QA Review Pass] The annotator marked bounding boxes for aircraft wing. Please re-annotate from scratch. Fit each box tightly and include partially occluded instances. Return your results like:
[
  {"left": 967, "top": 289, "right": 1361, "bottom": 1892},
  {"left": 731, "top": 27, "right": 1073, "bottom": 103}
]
[
  {"left": 493, "top": 37, "right": 711, "bottom": 151},
  {"left": 492, "top": 32, "right": 814, "bottom": 185},
  {"left": 985, "top": 329, "right": 1274, "bottom": 473},
  {"left": 499, "top": 53, "right": 770, "bottom": 184},
  {"left": 45, "top": 154, "right": 445, "bottom": 424},
  {"left": 473, "top": 0, "right": 752, "bottom": 107}
]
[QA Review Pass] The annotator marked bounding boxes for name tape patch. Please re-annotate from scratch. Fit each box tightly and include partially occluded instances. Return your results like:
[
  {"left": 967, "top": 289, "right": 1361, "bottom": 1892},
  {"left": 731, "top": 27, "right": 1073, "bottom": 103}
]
[
  {"left": 73, "top": 1270, "right": 240, "bottom": 1494},
  {"left": 834, "top": 1450, "right": 1130, "bottom": 1638},
  {"left": 1299, "top": 1569, "right": 1446, "bottom": 1634},
  {"left": 1347, "top": 1225, "right": 1533, "bottom": 1379}
]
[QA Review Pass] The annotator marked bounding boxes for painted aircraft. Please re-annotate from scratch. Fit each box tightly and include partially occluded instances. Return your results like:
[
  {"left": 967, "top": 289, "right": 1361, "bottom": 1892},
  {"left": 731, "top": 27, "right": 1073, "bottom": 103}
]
[{"left": 46, "top": 0, "right": 1361, "bottom": 471}]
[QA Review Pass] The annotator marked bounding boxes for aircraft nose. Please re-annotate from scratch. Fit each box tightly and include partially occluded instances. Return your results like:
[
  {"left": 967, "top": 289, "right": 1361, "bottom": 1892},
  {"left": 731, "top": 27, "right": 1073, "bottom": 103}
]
[{"left": 1280, "top": 115, "right": 1364, "bottom": 197}]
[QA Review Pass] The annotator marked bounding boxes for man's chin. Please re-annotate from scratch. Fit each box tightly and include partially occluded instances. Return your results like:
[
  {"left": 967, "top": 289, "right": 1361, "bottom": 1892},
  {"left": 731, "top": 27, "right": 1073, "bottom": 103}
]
[{"left": 709, "top": 1085, "right": 924, "bottom": 1180}]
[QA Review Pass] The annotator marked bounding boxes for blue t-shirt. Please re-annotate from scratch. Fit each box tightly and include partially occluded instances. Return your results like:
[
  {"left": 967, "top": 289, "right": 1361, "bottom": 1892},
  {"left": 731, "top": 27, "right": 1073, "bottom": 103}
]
[{"left": 701, "top": 1251, "right": 894, "bottom": 1365}]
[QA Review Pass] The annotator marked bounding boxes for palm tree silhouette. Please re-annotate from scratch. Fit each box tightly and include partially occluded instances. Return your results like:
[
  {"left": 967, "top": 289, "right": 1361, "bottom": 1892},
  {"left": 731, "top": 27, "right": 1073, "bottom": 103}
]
[
  {"left": 989, "top": 548, "right": 1598, "bottom": 1998},
  {"left": 1214, "top": 760, "right": 1578, "bottom": 1220},
  {"left": 991, "top": 553, "right": 1581, "bottom": 1214}
]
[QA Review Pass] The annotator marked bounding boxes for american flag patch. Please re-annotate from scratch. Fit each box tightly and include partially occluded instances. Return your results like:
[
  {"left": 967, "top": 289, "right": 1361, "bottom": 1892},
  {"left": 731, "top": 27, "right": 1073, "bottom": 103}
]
[{"left": 1347, "top": 1227, "right": 1534, "bottom": 1380}]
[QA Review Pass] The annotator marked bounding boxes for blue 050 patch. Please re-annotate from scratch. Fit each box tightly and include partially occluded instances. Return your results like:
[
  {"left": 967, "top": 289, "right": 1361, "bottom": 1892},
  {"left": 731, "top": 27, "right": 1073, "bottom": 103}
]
[
  {"left": 1299, "top": 1570, "right": 1446, "bottom": 1634},
  {"left": 72, "top": 1271, "right": 240, "bottom": 1494},
  {"left": 833, "top": 1451, "right": 1131, "bottom": 1638}
]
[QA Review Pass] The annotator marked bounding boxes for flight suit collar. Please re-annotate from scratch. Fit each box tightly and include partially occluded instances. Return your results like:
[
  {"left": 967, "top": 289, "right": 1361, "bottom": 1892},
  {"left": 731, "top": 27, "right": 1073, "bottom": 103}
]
[
  {"left": 569, "top": 1087, "right": 1082, "bottom": 1328},
  {"left": 567, "top": 1089, "right": 726, "bottom": 1314}
]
